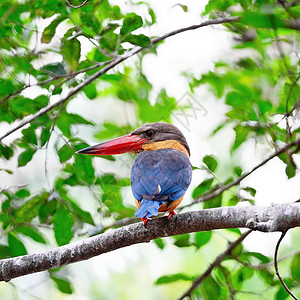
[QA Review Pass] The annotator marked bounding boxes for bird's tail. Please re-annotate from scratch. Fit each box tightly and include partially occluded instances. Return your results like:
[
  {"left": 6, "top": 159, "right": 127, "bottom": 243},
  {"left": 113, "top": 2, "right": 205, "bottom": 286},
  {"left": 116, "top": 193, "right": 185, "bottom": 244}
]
[
  {"left": 135, "top": 185, "right": 167, "bottom": 218},
  {"left": 134, "top": 199, "right": 161, "bottom": 218}
]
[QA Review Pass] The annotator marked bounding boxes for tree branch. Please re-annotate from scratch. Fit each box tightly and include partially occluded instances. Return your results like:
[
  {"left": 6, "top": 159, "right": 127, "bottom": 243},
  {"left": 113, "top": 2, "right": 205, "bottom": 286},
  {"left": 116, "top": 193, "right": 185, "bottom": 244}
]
[
  {"left": 188, "top": 137, "right": 300, "bottom": 206},
  {"left": 177, "top": 230, "right": 252, "bottom": 300},
  {"left": 0, "top": 60, "right": 112, "bottom": 105},
  {"left": 0, "top": 203, "right": 300, "bottom": 282},
  {"left": 0, "top": 16, "right": 239, "bottom": 142},
  {"left": 274, "top": 231, "right": 299, "bottom": 300},
  {"left": 66, "top": 0, "right": 89, "bottom": 9}
]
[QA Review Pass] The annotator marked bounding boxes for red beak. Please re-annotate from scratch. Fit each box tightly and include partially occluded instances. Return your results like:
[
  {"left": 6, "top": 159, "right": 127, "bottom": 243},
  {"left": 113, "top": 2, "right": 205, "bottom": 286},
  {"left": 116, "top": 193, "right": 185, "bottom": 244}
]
[{"left": 76, "top": 134, "right": 147, "bottom": 155}]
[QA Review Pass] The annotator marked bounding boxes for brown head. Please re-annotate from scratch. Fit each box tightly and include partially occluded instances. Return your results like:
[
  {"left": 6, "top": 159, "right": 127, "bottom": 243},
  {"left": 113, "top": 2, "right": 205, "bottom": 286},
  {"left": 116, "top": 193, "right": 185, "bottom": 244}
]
[{"left": 76, "top": 122, "right": 190, "bottom": 156}]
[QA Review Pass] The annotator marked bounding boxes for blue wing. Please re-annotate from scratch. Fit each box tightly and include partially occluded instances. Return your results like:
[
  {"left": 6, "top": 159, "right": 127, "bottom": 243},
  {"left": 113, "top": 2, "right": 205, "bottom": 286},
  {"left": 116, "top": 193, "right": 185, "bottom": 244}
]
[{"left": 131, "top": 148, "right": 192, "bottom": 218}]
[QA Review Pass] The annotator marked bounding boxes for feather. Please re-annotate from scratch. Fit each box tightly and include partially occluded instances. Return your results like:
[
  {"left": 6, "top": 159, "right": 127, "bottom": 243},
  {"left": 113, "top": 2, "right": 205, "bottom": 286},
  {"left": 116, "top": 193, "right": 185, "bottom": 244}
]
[{"left": 131, "top": 148, "right": 192, "bottom": 218}]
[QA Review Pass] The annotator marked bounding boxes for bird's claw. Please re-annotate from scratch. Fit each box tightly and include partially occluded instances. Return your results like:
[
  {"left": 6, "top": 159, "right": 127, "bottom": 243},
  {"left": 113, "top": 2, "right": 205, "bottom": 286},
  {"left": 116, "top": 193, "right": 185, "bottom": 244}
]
[
  {"left": 168, "top": 210, "right": 177, "bottom": 220},
  {"left": 142, "top": 217, "right": 151, "bottom": 227}
]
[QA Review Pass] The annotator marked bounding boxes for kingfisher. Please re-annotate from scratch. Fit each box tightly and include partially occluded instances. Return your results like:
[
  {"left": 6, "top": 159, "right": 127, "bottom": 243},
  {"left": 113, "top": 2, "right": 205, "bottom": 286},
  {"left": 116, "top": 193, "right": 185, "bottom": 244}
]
[{"left": 77, "top": 122, "right": 192, "bottom": 225}]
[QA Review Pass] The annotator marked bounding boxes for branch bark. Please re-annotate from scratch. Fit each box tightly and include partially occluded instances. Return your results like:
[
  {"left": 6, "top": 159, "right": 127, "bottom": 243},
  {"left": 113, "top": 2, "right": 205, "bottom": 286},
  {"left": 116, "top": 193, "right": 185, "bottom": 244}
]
[
  {"left": 1, "top": 203, "right": 300, "bottom": 282},
  {"left": 0, "top": 16, "right": 239, "bottom": 142}
]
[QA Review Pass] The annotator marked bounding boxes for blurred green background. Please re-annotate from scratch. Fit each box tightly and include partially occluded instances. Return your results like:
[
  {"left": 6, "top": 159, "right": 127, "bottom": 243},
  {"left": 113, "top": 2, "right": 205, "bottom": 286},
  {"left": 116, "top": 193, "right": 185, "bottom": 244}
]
[{"left": 0, "top": 0, "right": 300, "bottom": 299}]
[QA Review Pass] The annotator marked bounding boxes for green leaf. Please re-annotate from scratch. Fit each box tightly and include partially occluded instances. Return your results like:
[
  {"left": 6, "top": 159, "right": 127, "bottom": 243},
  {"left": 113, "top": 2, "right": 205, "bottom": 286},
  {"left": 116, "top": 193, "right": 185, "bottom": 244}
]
[
  {"left": 14, "top": 226, "right": 47, "bottom": 244},
  {"left": 155, "top": 273, "right": 194, "bottom": 285},
  {"left": 8, "top": 233, "right": 27, "bottom": 256},
  {"left": 154, "top": 238, "right": 165, "bottom": 250},
  {"left": 246, "top": 252, "right": 270, "bottom": 264},
  {"left": 0, "top": 245, "right": 13, "bottom": 259},
  {"left": 203, "top": 193, "right": 222, "bottom": 209},
  {"left": 61, "top": 37, "right": 81, "bottom": 71},
  {"left": 285, "top": 163, "right": 296, "bottom": 179},
  {"left": 94, "top": 122, "right": 132, "bottom": 140},
  {"left": 53, "top": 206, "right": 75, "bottom": 246},
  {"left": 257, "top": 269, "right": 275, "bottom": 285},
  {"left": 0, "top": 79, "right": 14, "bottom": 96},
  {"left": 42, "top": 16, "right": 65, "bottom": 43},
  {"left": 174, "top": 4, "right": 188, "bottom": 12},
  {"left": 232, "top": 125, "right": 250, "bottom": 151},
  {"left": 120, "top": 14, "right": 143, "bottom": 35},
  {"left": 147, "top": 8, "right": 156, "bottom": 25},
  {"left": 173, "top": 234, "right": 191, "bottom": 247},
  {"left": 0, "top": 143, "right": 14, "bottom": 160},
  {"left": 15, "top": 188, "right": 30, "bottom": 198},
  {"left": 123, "top": 34, "right": 151, "bottom": 47},
  {"left": 228, "top": 195, "right": 239, "bottom": 206},
  {"left": 50, "top": 275, "right": 74, "bottom": 294},
  {"left": 276, "top": 284, "right": 292, "bottom": 300},
  {"left": 203, "top": 155, "right": 218, "bottom": 172},
  {"left": 243, "top": 187, "right": 256, "bottom": 197},
  {"left": 291, "top": 253, "right": 300, "bottom": 281},
  {"left": 69, "top": 200, "right": 94, "bottom": 225},
  {"left": 232, "top": 243, "right": 243, "bottom": 257},
  {"left": 232, "top": 267, "right": 254, "bottom": 290},
  {"left": 67, "top": 113, "right": 94, "bottom": 126},
  {"left": 200, "top": 275, "right": 221, "bottom": 300},
  {"left": 40, "top": 125, "right": 51, "bottom": 147},
  {"left": 39, "top": 199, "right": 58, "bottom": 223},
  {"left": 18, "top": 147, "right": 36, "bottom": 167},
  {"left": 99, "top": 32, "right": 118, "bottom": 52},
  {"left": 58, "top": 144, "right": 73, "bottom": 163},
  {"left": 234, "top": 166, "right": 243, "bottom": 177},
  {"left": 74, "top": 155, "right": 95, "bottom": 184},
  {"left": 83, "top": 83, "right": 97, "bottom": 99},
  {"left": 13, "top": 192, "right": 49, "bottom": 224},
  {"left": 42, "top": 63, "right": 66, "bottom": 76},
  {"left": 22, "top": 127, "right": 38, "bottom": 145},
  {"left": 56, "top": 116, "right": 71, "bottom": 138},
  {"left": 57, "top": 112, "right": 94, "bottom": 138},
  {"left": 241, "top": 11, "right": 285, "bottom": 29},
  {"left": 192, "top": 178, "right": 214, "bottom": 199},
  {"left": 0, "top": 168, "right": 13, "bottom": 175},
  {"left": 195, "top": 231, "right": 212, "bottom": 248}
]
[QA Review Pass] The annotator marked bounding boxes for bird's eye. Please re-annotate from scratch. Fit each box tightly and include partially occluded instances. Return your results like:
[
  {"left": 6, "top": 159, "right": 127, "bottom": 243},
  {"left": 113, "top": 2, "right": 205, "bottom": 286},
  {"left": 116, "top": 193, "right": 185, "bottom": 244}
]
[{"left": 145, "top": 129, "right": 155, "bottom": 138}]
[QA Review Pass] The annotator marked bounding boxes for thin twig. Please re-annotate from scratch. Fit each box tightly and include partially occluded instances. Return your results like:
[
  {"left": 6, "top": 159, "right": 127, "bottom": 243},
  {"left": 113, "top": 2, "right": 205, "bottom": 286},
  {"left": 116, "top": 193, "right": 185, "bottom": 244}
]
[
  {"left": 177, "top": 230, "right": 252, "bottom": 300},
  {"left": 44, "top": 103, "right": 64, "bottom": 201},
  {"left": 0, "top": 184, "right": 28, "bottom": 193},
  {"left": 187, "top": 137, "right": 300, "bottom": 207},
  {"left": 284, "top": 73, "right": 300, "bottom": 118},
  {"left": 66, "top": 0, "right": 89, "bottom": 9},
  {"left": 274, "top": 231, "right": 299, "bottom": 300},
  {"left": 0, "top": 16, "right": 239, "bottom": 142},
  {"left": 234, "top": 247, "right": 300, "bottom": 270},
  {"left": 151, "top": 16, "right": 240, "bottom": 44},
  {"left": 0, "top": 60, "right": 112, "bottom": 104}
]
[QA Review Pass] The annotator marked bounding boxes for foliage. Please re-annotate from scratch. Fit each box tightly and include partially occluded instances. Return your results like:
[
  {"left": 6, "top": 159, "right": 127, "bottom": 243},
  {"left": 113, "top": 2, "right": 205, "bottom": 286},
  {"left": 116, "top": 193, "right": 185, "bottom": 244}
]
[{"left": 0, "top": 0, "right": 299, "bottom": 299}]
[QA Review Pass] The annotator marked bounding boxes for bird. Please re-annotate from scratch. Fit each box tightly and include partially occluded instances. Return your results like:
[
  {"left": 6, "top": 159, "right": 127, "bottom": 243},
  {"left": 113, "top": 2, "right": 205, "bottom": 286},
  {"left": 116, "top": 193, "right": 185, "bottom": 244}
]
[{"left": 76, "top": 122, "right": 192, "bottom": 226}]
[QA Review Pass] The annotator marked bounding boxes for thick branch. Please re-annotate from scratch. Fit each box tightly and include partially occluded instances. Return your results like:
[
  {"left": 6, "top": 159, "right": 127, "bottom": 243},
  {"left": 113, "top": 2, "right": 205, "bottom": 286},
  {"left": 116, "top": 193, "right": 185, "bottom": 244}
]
[
  {"left": 0, "top": 16, "right": 239, "bottom": 142},
  {"left": 0, "top": 203, "right": 300, "bottom": 282}
]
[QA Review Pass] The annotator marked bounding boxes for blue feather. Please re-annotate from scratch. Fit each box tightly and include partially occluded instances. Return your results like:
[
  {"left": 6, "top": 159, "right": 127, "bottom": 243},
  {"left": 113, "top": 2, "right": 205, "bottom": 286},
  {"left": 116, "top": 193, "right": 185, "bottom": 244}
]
[
  {"left": 135, "top": 199, "right": 163, "bottom": 218},
  {"left": 131, "top": 148, "right": 192, "bottom": 218}
]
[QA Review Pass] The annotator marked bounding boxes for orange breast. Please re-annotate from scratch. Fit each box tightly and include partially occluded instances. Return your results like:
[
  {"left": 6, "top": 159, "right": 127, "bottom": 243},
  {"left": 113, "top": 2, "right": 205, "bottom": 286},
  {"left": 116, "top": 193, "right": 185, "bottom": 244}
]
[{"left": 142, "top": 140, "right": 190, "bottom": 156}]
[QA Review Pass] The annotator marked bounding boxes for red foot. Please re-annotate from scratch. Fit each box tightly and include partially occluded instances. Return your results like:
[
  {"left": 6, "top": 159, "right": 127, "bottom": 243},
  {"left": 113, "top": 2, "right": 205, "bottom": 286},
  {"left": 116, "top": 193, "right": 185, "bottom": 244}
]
[
  {"left": 142, "top": 217, "right": 150, "bottom": 227},
  {"left": 168, "top": 210, "right": 177, "bottom": 220}
]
